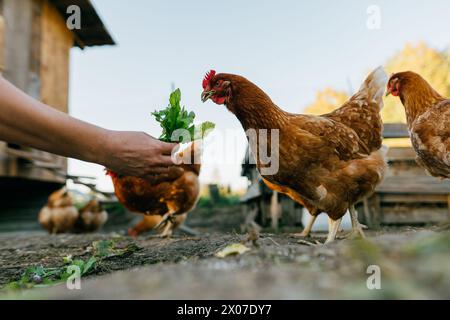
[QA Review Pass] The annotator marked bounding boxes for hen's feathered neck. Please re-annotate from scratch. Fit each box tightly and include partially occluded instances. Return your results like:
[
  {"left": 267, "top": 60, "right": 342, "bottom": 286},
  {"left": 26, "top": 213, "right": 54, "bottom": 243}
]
[
  {"left": 399, "top": 75, "right": 445, "bottom": 128},
  {"left": 223, "top": 75, "right": 288, "bottom": 130}
]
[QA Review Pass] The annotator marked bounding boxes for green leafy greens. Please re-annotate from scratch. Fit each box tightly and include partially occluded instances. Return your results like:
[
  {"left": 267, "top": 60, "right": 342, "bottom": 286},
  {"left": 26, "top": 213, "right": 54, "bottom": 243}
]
[
  {"left": 152, "top": 88, "right": 215, "bottom": 143},
  {"left": 4, "top": 239, "right": 140, "bottom": 291}
]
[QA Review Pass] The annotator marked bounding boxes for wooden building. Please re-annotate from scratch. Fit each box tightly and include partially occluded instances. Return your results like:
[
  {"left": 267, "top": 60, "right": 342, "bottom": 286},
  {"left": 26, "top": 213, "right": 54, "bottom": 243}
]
[
  {"left": 241, "top": 124, "right": 450, "bottom": 229},
  {"left": 0, "top": 0, "right": 114, "bottom": 230}
]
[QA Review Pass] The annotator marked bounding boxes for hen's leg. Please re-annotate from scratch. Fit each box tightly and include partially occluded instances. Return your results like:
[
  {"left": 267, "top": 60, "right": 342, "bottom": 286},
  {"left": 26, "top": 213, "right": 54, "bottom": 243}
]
[
  {"left": 129, "top": 215, "right": 160, "bottom": 237},
  {"left": 153, "top": 207, "right": 177, "bottom": 231},
  {"left": 156, "top": 213, "right": 188, "bottom": 237},
  {"left": 324, "top": 217, "right": 342, "bottom": 244},
  {"left": 157, "top": 222, "right": 174, "bottom": 238},
  {"left": 293, "top": 215, "right": 324, "bottom": 246},
  {"left": 291, "top": 215, "right": 317, "bottom": 238},
  {"left": 343, "top": 205, "right": 367, "bottom": 239}
]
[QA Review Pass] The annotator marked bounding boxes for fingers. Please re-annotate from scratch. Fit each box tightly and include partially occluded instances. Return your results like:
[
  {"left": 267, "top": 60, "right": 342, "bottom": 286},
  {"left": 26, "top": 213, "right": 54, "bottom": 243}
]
[
  {"left": 143, "top": 166, "right": 184, "bottom": 183},
  {"left": 159, "top": 155, "right": 176, "bottom": 166},
  {"left": 146, "top": 166, "right": 170, "bottom": 174},
  {"left": 159, "top": 141, "right": 179, "bottom": 155},
  {"left": 145, "top": 166, "right": 183, "bottom": 175},
  {"left": 142, "top": 168, "right": 171, "bottom": 182}
]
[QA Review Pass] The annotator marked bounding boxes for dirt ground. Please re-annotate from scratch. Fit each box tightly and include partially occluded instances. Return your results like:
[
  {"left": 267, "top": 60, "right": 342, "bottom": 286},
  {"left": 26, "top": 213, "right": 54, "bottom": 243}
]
[{"left": 0, "top": 220, "right": 449, "bottom": 299}]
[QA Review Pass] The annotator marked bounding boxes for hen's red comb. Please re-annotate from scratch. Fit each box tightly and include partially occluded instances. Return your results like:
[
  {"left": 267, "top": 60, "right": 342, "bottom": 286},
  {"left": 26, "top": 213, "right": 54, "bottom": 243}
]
[{"left": 202, "top": 70, "right": 216, "bottom": 89}]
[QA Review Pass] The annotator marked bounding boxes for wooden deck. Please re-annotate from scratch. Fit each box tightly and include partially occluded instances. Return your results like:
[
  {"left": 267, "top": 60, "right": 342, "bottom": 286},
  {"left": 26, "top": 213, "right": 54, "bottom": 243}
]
[{"left": 360, "top": 144, "right": 450, "bottom": 227}]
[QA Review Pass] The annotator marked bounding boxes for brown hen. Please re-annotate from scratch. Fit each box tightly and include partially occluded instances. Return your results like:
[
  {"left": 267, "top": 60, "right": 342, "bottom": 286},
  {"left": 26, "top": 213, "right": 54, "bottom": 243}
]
[
  {"left": 387, "top": 71, "right": 450, "bottom": 179},
  {"left": 107, "top": 143, "right": 201, "bottom": 237},
  {"left": 76, "top": 199, "right": 108, "bottom": 232},
  {"left": 38, "top": 188, "right": 78, "bottom": 234},
  {"left": 202, "top": 67, "right": 388, "bottom": 243}
]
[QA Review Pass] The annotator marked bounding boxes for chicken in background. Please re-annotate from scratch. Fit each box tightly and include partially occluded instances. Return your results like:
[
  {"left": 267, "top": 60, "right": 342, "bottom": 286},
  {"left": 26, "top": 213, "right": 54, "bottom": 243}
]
[
  {"left": 107, "top": 142, "right": 201, "bottom": 237},
  {"left": 387, "top": 71, "right": 450, "bottom": 178},
  {"left": 38, "top": 188, "right": 79, "bottom": 234},
  {"left": 76, "top": 199, "right": 108, "bottom": 232},
  {"left": 39, "top": 188, "right": 108, "bottom": 234},
  {"left": 128, "top": 213, "right": 187, "bottom": 237},
  {"left": 201, "top": 67, "right": 388, "bottom": 243}
]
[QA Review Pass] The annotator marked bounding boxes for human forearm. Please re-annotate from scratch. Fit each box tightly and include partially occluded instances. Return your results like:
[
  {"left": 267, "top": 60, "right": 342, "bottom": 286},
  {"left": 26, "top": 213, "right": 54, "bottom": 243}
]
[
  {"left": 0, "top": 77, "right": 109, "bottom": 164},
  {"left": 0, "top": 77, "right": 177, "bottom": 177}
]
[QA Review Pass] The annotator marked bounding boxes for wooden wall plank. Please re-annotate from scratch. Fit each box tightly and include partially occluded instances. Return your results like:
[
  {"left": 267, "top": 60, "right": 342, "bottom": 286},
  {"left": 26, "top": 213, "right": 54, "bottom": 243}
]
[
  {"left": 381, "top": 194, "right": 449, "bottom": 204},
  {"left": 382, "top": 206, "right": 448, "bottom": 224},
  {"left": 28, "top": 0, "right": 43, "bottom": 99},
  {"left": 0, "top": 0, "right": 5, "bottom": 73},
  {"left": 3, "top": 0, "right": 33, "bottom": 91},
  {"left": 40, "top": 0, "right": 73, "bottom": 113}
]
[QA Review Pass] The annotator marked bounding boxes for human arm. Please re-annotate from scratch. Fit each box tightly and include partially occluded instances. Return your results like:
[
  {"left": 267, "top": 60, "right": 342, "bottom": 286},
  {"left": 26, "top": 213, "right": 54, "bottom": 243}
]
[{"left": 0, "top": 77, "right": 176, "bottom": 177}]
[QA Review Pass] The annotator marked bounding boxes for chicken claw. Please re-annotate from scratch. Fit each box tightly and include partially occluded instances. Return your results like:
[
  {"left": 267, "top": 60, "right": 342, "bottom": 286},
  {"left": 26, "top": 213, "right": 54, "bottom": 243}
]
[
  {"left": 156, "top": 225, "right": 174, "bottom": 238},
  {"left": 342, "top": 205, "right": 367, "bottom": 239},
  {"left": 324, "top": 217, "right": 342, "bottom": 244},
  {"left": 291, "top": 215, "right": 317, "bottom": 238}
]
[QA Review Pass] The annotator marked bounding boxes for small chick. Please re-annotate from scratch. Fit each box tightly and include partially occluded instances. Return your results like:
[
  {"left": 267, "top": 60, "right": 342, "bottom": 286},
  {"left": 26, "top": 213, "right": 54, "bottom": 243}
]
[
  {"left": 77, "top": 199, "right": 108, "bottom": 232},
  {"left": 38, "top": 188, "right": 79, "bottom": 234},
  {"left": 128, "top": 213, "right": 187, "bottom": 238}
]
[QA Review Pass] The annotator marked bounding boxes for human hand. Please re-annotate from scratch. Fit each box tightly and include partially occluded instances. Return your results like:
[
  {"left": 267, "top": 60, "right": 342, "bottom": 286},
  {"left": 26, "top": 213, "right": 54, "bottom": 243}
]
[{"left": 101, "top": 131, "right": 179, "bottom": 178}]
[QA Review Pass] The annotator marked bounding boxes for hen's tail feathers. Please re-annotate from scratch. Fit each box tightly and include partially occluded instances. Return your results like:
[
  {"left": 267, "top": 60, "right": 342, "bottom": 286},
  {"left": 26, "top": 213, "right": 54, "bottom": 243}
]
[{"left": 355, "top": 66, "right": 388, "bottom": 107}]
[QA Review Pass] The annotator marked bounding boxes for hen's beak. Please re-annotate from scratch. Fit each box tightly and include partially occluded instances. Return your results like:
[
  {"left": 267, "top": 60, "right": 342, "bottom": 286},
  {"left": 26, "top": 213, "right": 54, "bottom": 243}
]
[
  {"left": 385, "top": 84, "right": 392, "bottom": 97},
  {"left": 201, "top": 90, "right": 214, "bottom": 102}
]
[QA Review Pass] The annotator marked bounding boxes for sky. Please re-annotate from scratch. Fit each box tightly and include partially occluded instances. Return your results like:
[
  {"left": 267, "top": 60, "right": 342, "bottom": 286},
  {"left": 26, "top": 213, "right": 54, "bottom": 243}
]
[{"left": 68, "top": 0, "right": 450, "bottom": 192}]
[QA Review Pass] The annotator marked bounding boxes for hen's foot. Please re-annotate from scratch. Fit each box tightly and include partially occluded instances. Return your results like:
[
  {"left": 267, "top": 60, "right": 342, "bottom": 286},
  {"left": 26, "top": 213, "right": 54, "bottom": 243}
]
[
  {"left": 147, "top": 233, "right": 172, "bottom": 239},
  {"left": 157, "top": 228, "right": 173, "bottom": 238},
  {"left": 153, "top": 213, "right": 176, "bottom": 230},
  {"left": 155, "top": 234, "right": 172, "bottom": 239},
  {"left": 290, "top": 215, "right": 317, "bottom": 240},
  {"left": 342, "top": 223, "right": 367, "bottom": 239},
  {"left": 324, "top": 218, "right": 342, "bottom": 244}
]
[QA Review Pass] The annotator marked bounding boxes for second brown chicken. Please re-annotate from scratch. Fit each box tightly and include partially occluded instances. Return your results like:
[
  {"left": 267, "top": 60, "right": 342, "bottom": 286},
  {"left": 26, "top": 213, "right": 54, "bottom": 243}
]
[
  {"left": 387, "top": 71, "right": 450, "bottom": 179},
  {"left": 107, "top": 142, "right": 201, "bottom": 237}
]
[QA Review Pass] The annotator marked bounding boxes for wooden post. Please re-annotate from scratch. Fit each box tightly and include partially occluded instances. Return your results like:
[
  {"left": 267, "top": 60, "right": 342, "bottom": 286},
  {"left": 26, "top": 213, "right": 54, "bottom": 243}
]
[
  {"left": 259, "top": 198, "right": 267, "bottom": 227},
  {"left": 281, "top": 196, "right": 296, "bottom": 226},
  {"left": 208, "top": 184, "right": 221, "bottom": 204},
  {"left": 270, "top": 191, "right": 280, "bottom": 230},
  {"left": 363, "top": 194, "right": 382, "bottom": 229},
  {"left": 244, "top": 206, "right": 259, "bottom": 229}
]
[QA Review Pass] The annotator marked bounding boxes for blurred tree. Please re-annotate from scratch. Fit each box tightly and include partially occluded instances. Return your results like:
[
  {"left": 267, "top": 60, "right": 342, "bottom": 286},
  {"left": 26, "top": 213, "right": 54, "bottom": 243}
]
[
  {"left": 304, "top": 42, "right": 450, "bottom": 124},
  {"left": 304, "top": 87, "right": 349, "bottom": 115},
  {"left": 384, "top": 42, "right": 450, "bottom": 123}
]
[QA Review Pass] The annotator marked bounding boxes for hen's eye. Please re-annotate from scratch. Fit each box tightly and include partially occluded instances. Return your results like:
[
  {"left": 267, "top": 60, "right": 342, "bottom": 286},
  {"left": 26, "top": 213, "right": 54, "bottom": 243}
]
[{"left": 215, "top": 82, "right": 221, "bottom": 88}]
